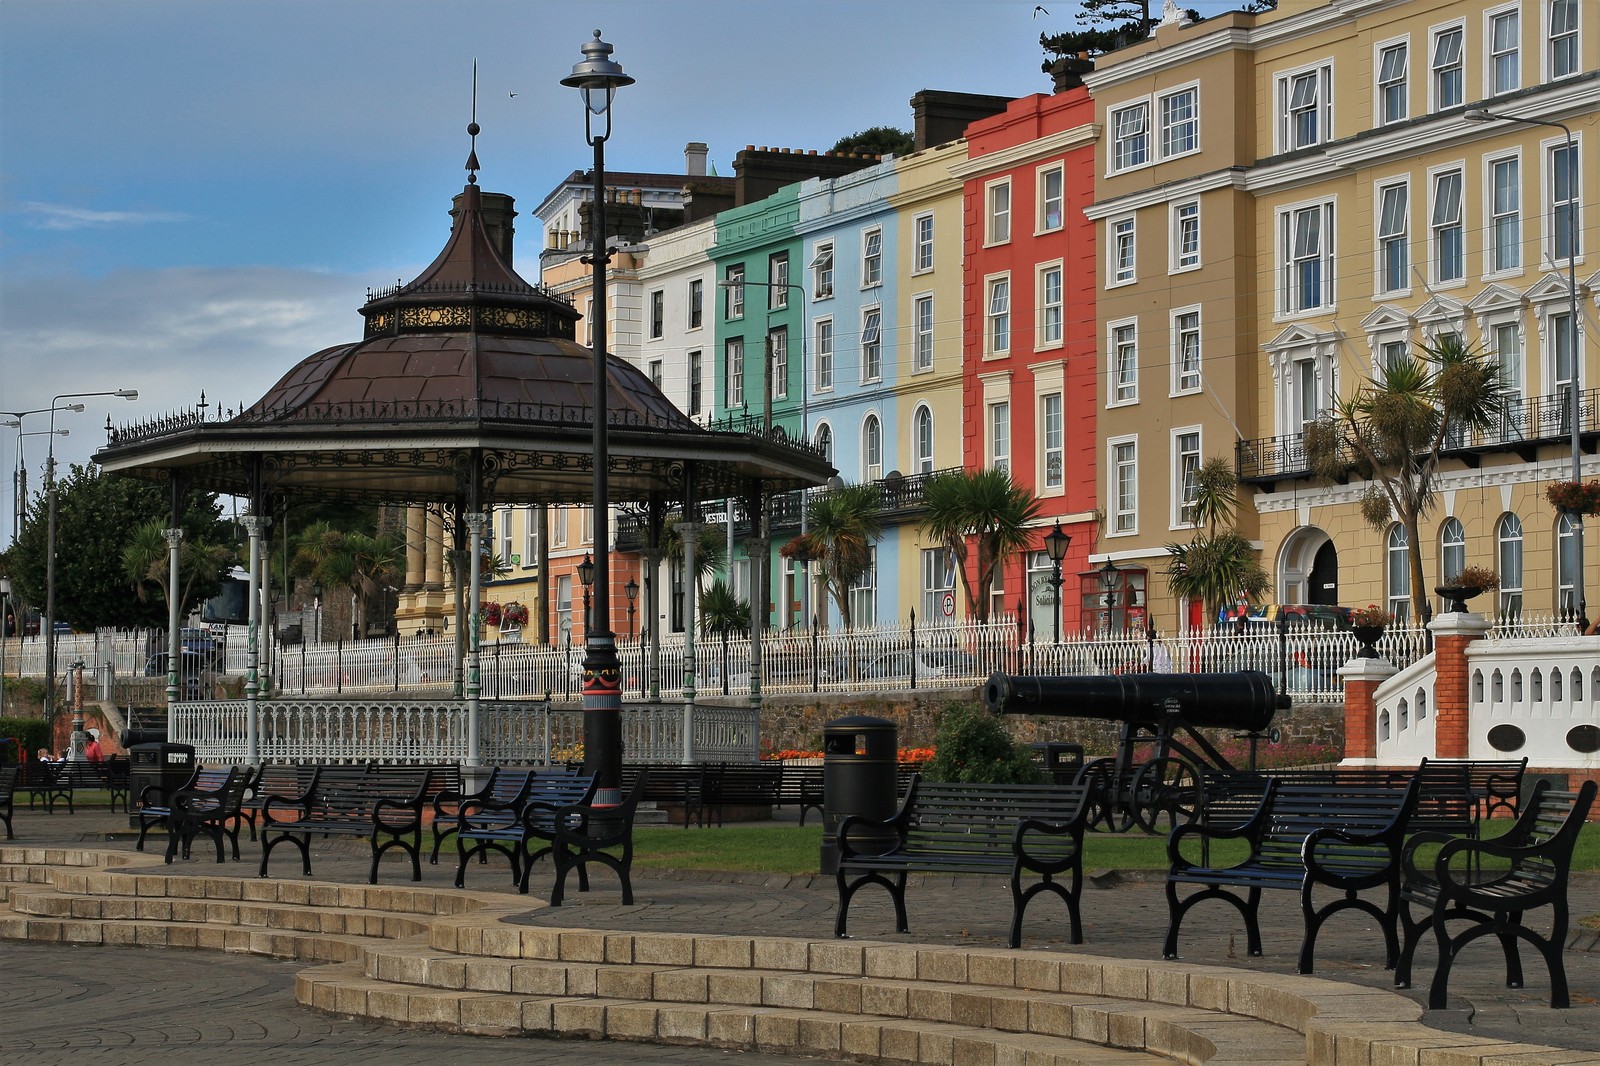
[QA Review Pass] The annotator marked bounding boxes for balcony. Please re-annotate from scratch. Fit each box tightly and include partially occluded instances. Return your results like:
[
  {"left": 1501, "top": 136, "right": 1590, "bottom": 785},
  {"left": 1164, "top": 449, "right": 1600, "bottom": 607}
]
[{"left": 1237, "top": 387, "right": 1600, "bottom": 488}]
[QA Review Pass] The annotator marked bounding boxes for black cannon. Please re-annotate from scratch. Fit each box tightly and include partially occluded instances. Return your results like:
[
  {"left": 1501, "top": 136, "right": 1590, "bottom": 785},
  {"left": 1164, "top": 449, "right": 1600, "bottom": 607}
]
[{"left": 985, "top": 671, "right": 1282, "bottom": 833}]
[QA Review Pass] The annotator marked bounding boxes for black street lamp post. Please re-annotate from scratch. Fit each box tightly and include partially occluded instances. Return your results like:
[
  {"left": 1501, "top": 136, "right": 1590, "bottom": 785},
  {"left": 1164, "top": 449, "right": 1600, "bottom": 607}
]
[
  {"left": 562, "top": 31, "right": 633, "bottom": 805},
  {"left": 1042, "top": 524, "right": 1070, "bottom": 645},
  {"left": 578, "top": 553, "right": 595, "bottom": 636},
  {"left": 1099, "top": 558, "right": 1122, "bottom": 635},
  {"left": 625, "top": 577, "right": 638, "bottom": 641}
]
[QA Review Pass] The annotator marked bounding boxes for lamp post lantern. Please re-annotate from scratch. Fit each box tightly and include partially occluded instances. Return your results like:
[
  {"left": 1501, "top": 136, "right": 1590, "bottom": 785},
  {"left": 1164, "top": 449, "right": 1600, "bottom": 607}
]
[
  {"left": 625, "top": 577, "right": 638, "bottom": 641},
  {"left": 562, "top": 30, "right": 633, "bottom": 805},
  {"left": 1465, "top": 107, "right": 1587, "bottom": 627},
  {"left": 578, "top": 553, "right": 595, "bottom": 636},
  {"left": 1042, "top": 524, "right": 1070, "bottom": 645},
  {"left": 43, "top": 389, "right": 136, "bottom": 725}
]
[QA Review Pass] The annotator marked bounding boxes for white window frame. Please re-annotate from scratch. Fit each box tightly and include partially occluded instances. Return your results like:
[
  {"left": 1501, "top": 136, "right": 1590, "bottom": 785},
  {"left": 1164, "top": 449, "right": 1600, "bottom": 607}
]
[
  {"left": 809, "top": 242, "right": 834, "bottom": 300},
  {"left": 522, "top": 506, "right": 538, "bottom": 568},
  {"left": 1041, "top": 393, "right": 1064, "bottom": 491},
  {"left": 725, "top": 336, "right": 744, "bottom": 409},
  {"left": 912, "top": 405, "right": 934, "bottom": 474},
  {"left": 1429, "top": 164, "right": 1466, "bottom": 285},
  {"left": 1276, "top": 62, "right": 1333, "bottom": 153},
  {"left": 912, "top": 293, "right": 934, "bottom": 372},
  {"left": 1387, "top": 524, "right": 1412, "bottom": 622},
  {"left": 725, "top": 265, "right": 744, "bottom": 320},
  {"left": 985, "top": 178, "right": 1012, "bottom": 245},
  {"left": 1278, "top": 199, "right": 1336, "bottom": 316},
  {"left": 848, "top": 546, "right": 878, "bottom": 625},
  {"left": 814, "top": 422, "right": 833, "bottom": 465},
  {"left": 1486, "top": 6, "right": 1520, "bottom": 96},
  {"left": 813, "top": 318, "right": 834, "bottom": 392},
  {"left": 1109, "top": 436, "right": 1139, "bottom": 536},
  {"left": 1485, "top": 152, "right": 1523, "bottom": 276},
  {"left": 769, "top": 326, "right": 788, "bottom": 401},
  {"left": 689, "top": 350, "right": 703, "bottom": 415},
  {"left": 1545, "top": 135, "right": 1583, "bottom": 264},
  {"left": 1171, "top": 307, "right": 1201, "bottom": 395},
  {"left": 498, "top": 508, "right": 513, "bottom": 564},
  {"left": 1376, "top": 39, "right": 1409, "bottom": 126},
  {"left": 769, "top": 252, "right": 789, "bottom": 310},
  {"left": 688, "top": 277, "right": 704, "bottom": 330},
  {"left": 1376, "top": 178, "right": 1410, "bottom": 295},
  {"left": 1109, "top": 317, "right": 1139, "bottom": 406},
  {"left": 989, "top": 400, "right": 1010, "bottom": 473},
  {"left": 1170, "top": 200, "right": 1200, "bottom": 273},
  {"left": 648, "top": 358, "right": 663, "bottom": 389},
  {"left": 1429, "top": 22, "right": 1465, "bottom": 112},
  {"left": 921, "top": 548, "right": 956, "bottom": 623},
  {"left": 1498, "top": 513, "right": 1524, "bottom": 617},
  {"left": 860, "top": 307, "right": 882, "bottom": 383},
  {"left": 554, "top": 506, "right": 569, "bottom": 548},
  {"left": 1171, "top": 427, "right": 1202, "bottom": 529},
  {"left": 862, "top": 413, "right": 883, "bottom": 483},
  {"left": 1547, "top": 0, "right": 1579, "bottom": 81},
  {"left": 1157, "top": 85, "right": 1199, "bottom": 159},
  {"left": 1439, "top": 517, "right": 1467, "bottom": 598},
  {"left": 1109, "top": 216, "right": 1136, "bottom": 287},
  {"left": 649, "top": 288, "right": 665, "bottom": 339},
  {"left": 1559, "top": 513, "right": 1580, "bottom": 615},
  {"left": 861, "top": 227, "right": 883, "bottom": 288},
  {"left": 1489, "top": 317, "right": 1525, "bottom": 397},
  {"left": 1109, "top": 100, "right": 1150, "bottom": 172},
  {"left": 985, "top": 274, "right": 1011, "bottom": 357},
  {"left": 912, "top": 212, "right": 934, "bottom": 274},
  {"left": 1037, "top": 262, "right": 1064, "bottom": 349},
  {"left": 1037, "top": 163, "right": 1065, "bottom": 233}
]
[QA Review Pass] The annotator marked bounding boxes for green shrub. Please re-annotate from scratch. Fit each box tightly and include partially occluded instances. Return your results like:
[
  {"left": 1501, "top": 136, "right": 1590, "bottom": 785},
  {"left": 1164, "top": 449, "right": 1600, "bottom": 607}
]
[
  {"left": 0, "top": 716, "right": 52, "bottom": 763},
  {"left": 923, "top": 702, "right": 1043, "bottom": 785}
]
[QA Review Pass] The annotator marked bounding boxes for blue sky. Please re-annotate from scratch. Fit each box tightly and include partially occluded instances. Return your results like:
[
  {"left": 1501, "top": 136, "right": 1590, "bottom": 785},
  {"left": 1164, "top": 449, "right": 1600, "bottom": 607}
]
[{"left": 0, "top": 0, "right": 1245, "bottom": 538}]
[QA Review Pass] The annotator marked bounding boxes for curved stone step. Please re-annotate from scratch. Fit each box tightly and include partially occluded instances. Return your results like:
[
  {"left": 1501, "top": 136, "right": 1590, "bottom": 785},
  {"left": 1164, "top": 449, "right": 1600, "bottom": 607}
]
[{"left": 0, "top": 913, "right": 373, "bottom": 962}]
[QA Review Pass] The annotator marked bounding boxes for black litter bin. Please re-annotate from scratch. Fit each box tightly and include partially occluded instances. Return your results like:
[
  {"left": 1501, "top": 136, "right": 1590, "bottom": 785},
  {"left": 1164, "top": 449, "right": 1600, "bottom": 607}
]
[
  {"left": 127, "top": 742, "right": 197, "bottom": 825},
  {"left": 821, "top": 715, "right": 898, "bottom": 875},
  {"left": 1031, "top": 742, "right": 1085, "bottom": 785}
]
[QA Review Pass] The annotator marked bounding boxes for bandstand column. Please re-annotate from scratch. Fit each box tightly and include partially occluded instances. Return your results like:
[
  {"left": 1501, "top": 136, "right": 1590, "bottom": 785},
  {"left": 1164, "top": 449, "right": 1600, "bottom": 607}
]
[
  {"left": 163, "top": 527, "right": 184, "bottom": 710},
  {"left": 241, "top": 514, "right": 270, "bottom": 765},
  {"left": 465, "top": 512, "right": 486, "bottom": 769}
]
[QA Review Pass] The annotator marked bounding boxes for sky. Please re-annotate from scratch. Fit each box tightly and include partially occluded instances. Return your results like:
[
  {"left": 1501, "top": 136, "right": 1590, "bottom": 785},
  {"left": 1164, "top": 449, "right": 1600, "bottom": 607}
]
[{"left": 0, "top": 0, "right": 1248, "bottom": 543}]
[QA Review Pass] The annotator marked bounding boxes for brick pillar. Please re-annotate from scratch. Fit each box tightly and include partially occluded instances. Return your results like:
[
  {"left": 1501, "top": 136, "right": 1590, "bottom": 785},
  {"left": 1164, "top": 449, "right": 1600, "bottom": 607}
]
[
  {"left": 1338, "top": 657, "right": 1397, "bottom": 763},
  {"left": 1428, "top": 613, "right": 1491, "bottom": 759}
]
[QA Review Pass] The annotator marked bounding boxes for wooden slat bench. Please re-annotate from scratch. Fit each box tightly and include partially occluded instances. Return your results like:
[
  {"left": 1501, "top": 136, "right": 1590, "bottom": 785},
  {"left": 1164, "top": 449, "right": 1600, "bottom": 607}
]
[
  {"left": 258, "top": 765, "right": 431, "bottom": 883},
  {"left": 0, "top": 765, "right": 16, "bottom": 838},
  {"left": 134, "top": 766, "right": 223, "bottom": 851},
  {"left": 835, "top": 775, "right": 1097, "bottom": 948},
  {"left": 1164, "top": 777, "right": 1421, "bottom": 973},
  {"left": 449, "top": 769, "right": 597, "bottom": 889},
  {"left": 1395, "top": 779, "right": 1597, "bottom": 1008},
  {"left": 164, "top": 767, "right": 251, "bottom": 864}
]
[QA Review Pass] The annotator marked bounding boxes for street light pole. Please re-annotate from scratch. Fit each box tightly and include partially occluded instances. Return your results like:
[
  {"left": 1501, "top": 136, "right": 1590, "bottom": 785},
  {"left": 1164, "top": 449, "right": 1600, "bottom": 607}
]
[
  {"left": 1465, "top": 108, "right": 1586, "bottom": 627},
  {"left": 1043, "top": 524, "right": 1070, "bottom": 646},
  {"left": 562, "top": 30, "right": 633, "bottom": 806},
  {"left": 43, "top": 389, "right": 137, "bottom": 724}
]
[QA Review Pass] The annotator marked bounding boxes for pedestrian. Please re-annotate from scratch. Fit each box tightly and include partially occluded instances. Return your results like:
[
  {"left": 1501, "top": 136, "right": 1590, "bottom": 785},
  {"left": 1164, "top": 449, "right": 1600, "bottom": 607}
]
[
  {"left": 84, "top": 731, "right": 103, "bottom": 765},
  {"left": 34, "top": 747, "right": 54, "bottom": 763}
]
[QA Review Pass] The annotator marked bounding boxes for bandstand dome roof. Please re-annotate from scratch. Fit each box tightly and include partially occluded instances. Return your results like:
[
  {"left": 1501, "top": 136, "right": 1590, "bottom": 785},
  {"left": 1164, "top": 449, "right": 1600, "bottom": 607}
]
[{"left": 95, "top": 152, "right": 831, "bottom": 507}]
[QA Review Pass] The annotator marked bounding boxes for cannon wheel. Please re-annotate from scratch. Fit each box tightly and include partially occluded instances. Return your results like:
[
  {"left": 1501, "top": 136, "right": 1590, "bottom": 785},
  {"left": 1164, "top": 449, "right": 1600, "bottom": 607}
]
[
  {"left": 1074, "top": 757, "right": 1135, "bottom": 833},
  {"left": 1130, "top": 757, "right": 1202, "bottom": 834}
]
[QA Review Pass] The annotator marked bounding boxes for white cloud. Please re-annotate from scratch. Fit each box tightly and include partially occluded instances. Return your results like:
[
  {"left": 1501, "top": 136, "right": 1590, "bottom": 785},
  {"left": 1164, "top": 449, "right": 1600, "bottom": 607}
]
[{"left": 21, "top": 201, "right": 194, "bottom": 231}]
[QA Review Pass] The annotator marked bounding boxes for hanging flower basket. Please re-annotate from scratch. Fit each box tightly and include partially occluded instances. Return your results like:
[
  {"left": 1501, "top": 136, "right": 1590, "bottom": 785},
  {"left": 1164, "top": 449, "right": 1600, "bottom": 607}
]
[
  {"left": 1545, "top": 480, "right": 1600, "bottom": 516},
  {"left": 501, "top": 601, "right": 529, "bottom": 628},
  {"left": 480, "top": 601, "right": 503, "bottom": 627}
]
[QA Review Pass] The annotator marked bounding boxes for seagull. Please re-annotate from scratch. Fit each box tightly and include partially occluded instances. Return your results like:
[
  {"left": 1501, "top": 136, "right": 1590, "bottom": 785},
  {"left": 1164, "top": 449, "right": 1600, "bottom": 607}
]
[
  {"left": 508, "top": 91, "right": 518, "bottom": 98},
  {"left": 1033, "top": 5, "right": 1048, "bottom": 17}
]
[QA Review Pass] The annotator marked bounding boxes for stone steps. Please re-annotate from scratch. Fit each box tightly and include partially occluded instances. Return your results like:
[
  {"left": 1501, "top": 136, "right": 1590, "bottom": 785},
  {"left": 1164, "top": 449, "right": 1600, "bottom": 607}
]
[{"left": 5, "top": 845, "right": 1592, "bottom": 1066}]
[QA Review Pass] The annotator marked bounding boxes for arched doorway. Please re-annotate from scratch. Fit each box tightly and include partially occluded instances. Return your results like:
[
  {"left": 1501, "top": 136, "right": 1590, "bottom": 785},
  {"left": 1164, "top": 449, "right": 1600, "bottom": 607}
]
[{"left": 1277, "top": 527, "right": 1338, "bottom": 605}]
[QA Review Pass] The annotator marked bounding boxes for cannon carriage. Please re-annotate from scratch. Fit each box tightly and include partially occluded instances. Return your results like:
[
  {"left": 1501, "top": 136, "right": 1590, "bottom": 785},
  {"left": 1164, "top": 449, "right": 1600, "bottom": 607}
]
[{"left": 985, "top": 671, "right": 1284, "bottom": 833}]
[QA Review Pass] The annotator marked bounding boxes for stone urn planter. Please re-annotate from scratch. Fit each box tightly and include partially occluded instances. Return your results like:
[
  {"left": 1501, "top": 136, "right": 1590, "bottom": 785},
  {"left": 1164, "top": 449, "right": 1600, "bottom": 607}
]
[{"left": 1350, "top": 624, "right": 1387, "bottom": 658}]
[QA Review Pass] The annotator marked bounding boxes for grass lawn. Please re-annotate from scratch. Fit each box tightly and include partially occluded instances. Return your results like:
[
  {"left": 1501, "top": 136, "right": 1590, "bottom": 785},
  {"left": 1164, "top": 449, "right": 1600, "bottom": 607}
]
[{"left": 634, "top": 822, "right": 1600, "bottom": 877}]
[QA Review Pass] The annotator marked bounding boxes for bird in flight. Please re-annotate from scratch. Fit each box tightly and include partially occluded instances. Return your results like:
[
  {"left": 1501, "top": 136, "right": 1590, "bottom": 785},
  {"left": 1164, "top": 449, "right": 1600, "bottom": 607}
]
[{"left": 1033, "top": 5, "right": 1049, "bottom": 16}]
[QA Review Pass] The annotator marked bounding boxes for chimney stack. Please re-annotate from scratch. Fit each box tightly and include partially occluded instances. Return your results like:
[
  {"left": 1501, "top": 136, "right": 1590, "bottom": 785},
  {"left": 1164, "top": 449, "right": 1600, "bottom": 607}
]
[{"left": 684, "top": 141, "right": 709, "bottom": 177}]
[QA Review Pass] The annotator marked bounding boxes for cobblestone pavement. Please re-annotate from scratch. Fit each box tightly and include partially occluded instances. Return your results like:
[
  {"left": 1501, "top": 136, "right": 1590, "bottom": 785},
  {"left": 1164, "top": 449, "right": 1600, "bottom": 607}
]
[{"left": 7, "top": 805, "right": 1599, "bottom": 1061}]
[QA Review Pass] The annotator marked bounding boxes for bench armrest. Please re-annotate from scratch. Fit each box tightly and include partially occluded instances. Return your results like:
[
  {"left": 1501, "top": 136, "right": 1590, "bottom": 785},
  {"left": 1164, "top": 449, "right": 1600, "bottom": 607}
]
[
  {"left": 372, "top": 795, "right": 423, "bottom": 828},
  {"left": 1400, "top": 829, "right": 1460, "bottom": 879},
  {"left": 551, "top": 801, "right": 632, "bottom": 850},
  {"left": 260, "top": 793, "right": 309, "bottom": 825},
  {"left": 458, "top": 796, "right": 521, "bottom": 832},
  {"left": 1167, "top": 806, "right": 1265, "bottom": 869},
  {"left": 836, "top": 813, "right": 901, "bottom": 861}
]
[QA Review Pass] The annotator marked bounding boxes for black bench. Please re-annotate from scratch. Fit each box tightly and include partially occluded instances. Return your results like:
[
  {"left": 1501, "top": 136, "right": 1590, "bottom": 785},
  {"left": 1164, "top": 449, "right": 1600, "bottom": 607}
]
[
  {"left": 835, "top": 775, "right": 1096, "bottom": 948},
  {"left": 1164, "top": 776, "right": 1421, "bottom": 973},
  {"left": 623, "top": 763, "right": 713, "bottom": 827},
  {"left": 1207, "top": 762, "right": 1476, "bottom": 839},
  {"left": 135, "top": 766, "right": 231, "bottom": 851},
  {"left": 165, "top": 767, "right": 251, "bottom": 864},
  {"left": 0, "top": 765, "right": 16, "bottom": 838},
  {"left": 1417, "top": 757, "right": 1528, "bottom": 821},
  {"left": 545, "top": 768, "right": 649, "bottom": 906},
  {"left": 702, "top": 763, "right": 782, "bottom": 826},
  {"left": 258, "top": 765, "right": 431, "bottom": 883},
  {"left": 775, "top": 763, "right": 823, "bottom": 825},
  {"left": 430, "top": 765, "right": 572, "bottom": 863},
  {"left": 239, "top": 764, "right": 319, "bottom": 840},
  {"left": 18, "top": 761, "right": 68, "bottom": 812},
  {"left": 449, "top": 769, "right": 597, "bottom": 889},
  {"left": 1395, "top": 779, "right": 1597, "bottom": 1009}
]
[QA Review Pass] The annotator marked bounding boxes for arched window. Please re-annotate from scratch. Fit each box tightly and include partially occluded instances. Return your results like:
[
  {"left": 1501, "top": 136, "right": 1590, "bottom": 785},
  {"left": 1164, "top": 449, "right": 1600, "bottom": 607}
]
[
  {"left": 1496, "top": 513, "right": 1523, "bottom": 619},
  {"left": 1387, "top": 525, "right": 1411, "bottom": 622},
  {"left": 1557, "top": 512, "right": 1579, "bottom": 618},
  {"left": 1438, "top": 517, "right": 1465, "bottom": 615},
  {"left": 862, "top": 415, "right": 882, "bottom": 482},
  {"left": 814, "top": 423, "right": 833, "bottom": 466},
  {"left": 913, "top": 406, "right": 934, "bottom": 474}
]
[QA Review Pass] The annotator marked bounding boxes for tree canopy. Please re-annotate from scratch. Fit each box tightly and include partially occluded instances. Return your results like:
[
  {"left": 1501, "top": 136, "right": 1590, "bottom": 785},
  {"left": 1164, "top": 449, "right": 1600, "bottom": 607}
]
[
  {"left": 919, "top": 469, "right": 1041, "bottom": 623},
  {"left": 1039, "top": 1, "right": 1268, "bottom": 63},
  {"left": 4, "top": 465, "right": 234, "bottom": 630},
  {"left": 830, "top": 126, "right": 913, "bottom": 158}
]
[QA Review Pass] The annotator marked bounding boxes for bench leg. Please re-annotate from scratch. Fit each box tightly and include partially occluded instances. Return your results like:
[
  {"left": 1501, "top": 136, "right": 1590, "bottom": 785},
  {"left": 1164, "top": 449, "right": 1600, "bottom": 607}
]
[
  {"left": 1300, "top": 884, "right": 1397, "bottom": 975},
  {"left": 1393, "top": 897, "right": 1430, "bottom": 989},
  {"left": 1164, "top": 882, "right": 1263, "bottom": 960}
]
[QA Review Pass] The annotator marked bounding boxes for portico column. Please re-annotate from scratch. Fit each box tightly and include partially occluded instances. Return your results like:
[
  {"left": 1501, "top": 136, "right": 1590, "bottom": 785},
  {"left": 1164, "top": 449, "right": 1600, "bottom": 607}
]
[
  {"left": 465, "top": 512, "right": 486, "bottom": 769},
  {"left": 241, "top": 514, "right": 270, "bottom": 765}
]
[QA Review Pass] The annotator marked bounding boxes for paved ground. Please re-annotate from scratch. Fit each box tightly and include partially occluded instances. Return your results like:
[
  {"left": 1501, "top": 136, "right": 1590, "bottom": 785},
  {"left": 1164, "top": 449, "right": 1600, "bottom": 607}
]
[{"left": 6, "top": 803, "right": 1599, "bottom": 1064}]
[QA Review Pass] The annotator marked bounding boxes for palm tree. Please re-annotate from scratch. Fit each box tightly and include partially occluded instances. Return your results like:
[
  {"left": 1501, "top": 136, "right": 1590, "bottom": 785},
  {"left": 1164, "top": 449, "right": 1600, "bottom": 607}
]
[
  {"left": 1304, "top": 335, "right": 1507, "bottom": 622},
  {"left": 122, "top": 518, "right": 239, "bottom": 616},
  {"left": 919, "top": 468, "right": 1041, "bottom": 622},
  {"left": 291, "top": 522, "right": 403, "bottom": 637},
  {"left": 662, "top": 514, "right": 727, "bottom": 594},
  {"left": 789, "top": 482, "right": 885, "bottom": 628},
  {"left": 1163, "top": 459, "right": 1269, "bottom": 618},
  {"left": 699, "top": 579, "right": 750, "bottom": 635}
]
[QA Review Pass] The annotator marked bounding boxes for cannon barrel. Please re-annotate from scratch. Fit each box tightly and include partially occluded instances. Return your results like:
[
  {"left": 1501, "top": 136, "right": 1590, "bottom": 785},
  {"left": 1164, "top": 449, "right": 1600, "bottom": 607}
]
[{"left": 984, "top": 671, "right": 1278, "bottom": 733}]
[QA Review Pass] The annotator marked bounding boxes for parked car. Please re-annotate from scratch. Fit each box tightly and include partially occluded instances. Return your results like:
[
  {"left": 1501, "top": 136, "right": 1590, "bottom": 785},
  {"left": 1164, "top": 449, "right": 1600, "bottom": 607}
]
[
  {"left": 860, "top": 649, "right": 980, "bottom": 682},
  {"left": 145, "top": 649, "right": 207, "bottom": 699},
  {"left": 179, "top": 626, "right": 224, "bottom": 664}
]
